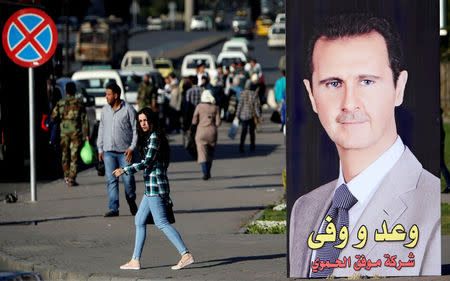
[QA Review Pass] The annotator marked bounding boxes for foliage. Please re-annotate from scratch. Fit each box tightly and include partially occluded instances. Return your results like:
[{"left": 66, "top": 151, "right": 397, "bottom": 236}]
[{"left": 442, "top": 203, "right": 450, "bottom": 235}]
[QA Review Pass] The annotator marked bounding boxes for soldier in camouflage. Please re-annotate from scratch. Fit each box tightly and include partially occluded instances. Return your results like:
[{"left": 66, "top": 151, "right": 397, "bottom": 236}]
[
  {"left": 51, "top": 82, "right": 89, "bottom": 187},
  {"left": 137, "top": 74, "right": 156, "bottom": 111}
]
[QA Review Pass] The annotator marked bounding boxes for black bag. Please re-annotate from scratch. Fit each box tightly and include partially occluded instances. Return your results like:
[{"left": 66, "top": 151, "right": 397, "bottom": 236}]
[
  {"left": 183, "top": 125, "right": 197, "bottom": 159},
  {"left": 145, "top": 195, "right": 176, "bottom": 224},
  {"left": 96, "top": 161, "right": 105, "bottom": 176},
  {"left": 270, "top": 111, "right": 282, "bottom": 124}
]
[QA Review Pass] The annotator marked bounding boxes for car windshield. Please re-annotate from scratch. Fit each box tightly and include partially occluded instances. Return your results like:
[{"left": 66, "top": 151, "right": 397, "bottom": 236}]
[
  {"left": 155, "top": 62, "right": 171, "bottom": 68},
  {"left": 186, "top": 59, "right": 210, "bottom": 68},
  {"left": 220, "top": 58, "right": 244, "bottom": 66},
  {"left": 225, "top": 46, "right": 244, "bottom": 52},
  {"left": 76, "top": 78, "right": 118, "bottom": 97},
  {"left": 121, "top": 75, "right": 142, "bottom": 92},
  {"left": 80, "top": 32, "right": 108, "bottom": 44},
  {"left": 272, "top": 27, "right": 285, "bottom": 34}
]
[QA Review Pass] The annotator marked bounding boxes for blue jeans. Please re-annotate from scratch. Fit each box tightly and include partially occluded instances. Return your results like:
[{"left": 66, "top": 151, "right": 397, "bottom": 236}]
[
  {"left": 132, "top": 195, "right": 189, "bottom": 260},
  {"left": 103, "top": 151, "right": 136, "bottom": 212}
]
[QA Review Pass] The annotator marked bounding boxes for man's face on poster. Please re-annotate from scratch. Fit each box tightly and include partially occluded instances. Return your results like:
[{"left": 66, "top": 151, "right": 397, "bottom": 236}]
[{"left": 303, "top": 31, "right": 408, "bottom": 153}]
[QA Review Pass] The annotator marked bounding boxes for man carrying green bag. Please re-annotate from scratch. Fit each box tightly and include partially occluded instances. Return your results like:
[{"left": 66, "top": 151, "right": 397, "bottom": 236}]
[{"left": 51, "top": 82, "right": 89, "bottom": 187}]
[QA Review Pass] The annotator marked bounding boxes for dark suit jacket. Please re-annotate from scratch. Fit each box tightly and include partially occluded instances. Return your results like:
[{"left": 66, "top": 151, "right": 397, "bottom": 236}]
[{"left": 289, "top": 147, "right": 440, "bottom": 277}]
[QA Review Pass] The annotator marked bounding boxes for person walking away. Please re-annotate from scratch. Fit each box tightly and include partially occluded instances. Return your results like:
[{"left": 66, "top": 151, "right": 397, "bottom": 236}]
[
  {"left": 51, "top": 82, "right": 89, "bottom": 187},
  {"left": 184, "top": 76, "right": 203, "bottom": 130},
  {"left": 137, "top": 74, "right": 156, "bottom": 111},
  {"left": 97, "top": 83, "right": 138, "bottom": 217},
  {"left": 192, "top": 90, "right": 221, "bottom": 180},
  {"left": 235, "top": 81, "right": 262, "bottom": 153},
  {"left": 113, "top": 108, "right": 194, "bottom": 270}
]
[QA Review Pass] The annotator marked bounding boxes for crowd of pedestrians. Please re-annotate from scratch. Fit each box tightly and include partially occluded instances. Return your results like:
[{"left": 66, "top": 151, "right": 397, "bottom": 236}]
[{"left": 42, "top": 53, "right": 288, "bottom": 271}]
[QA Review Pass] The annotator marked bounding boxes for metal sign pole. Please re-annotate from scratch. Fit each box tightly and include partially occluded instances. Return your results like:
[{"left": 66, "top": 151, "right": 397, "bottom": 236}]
[{"left": 29, "top": 67, "right": 36, "bottom": 201}]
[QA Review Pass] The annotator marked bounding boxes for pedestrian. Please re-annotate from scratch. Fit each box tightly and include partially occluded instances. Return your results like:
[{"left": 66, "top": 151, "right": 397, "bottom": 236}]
[
  {"left": 184, "top": 76, "right": 203, "bottom": 129},
  {"left": 137, "top": 74, "right": 156, "bottom": 111},
  {"left": 192, "top": 90, "right": 221, "bottom": 180},
  {"left": 97, "top": 82, "right": 138, "bottom": 217},
  {"left": 235, "top": 81, "right": 262, "bottom": 153},
  {"left": 113, "top": 108, "right": 194, "bottom": 270},
  {"left": 50, "top": 81, "right": 89, "bottom": 187}
]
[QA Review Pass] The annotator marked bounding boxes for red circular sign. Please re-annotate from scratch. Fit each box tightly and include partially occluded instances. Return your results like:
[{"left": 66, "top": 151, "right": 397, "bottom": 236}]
[{"left": 2, "top": 8, "right": 58, "bottom": 68}]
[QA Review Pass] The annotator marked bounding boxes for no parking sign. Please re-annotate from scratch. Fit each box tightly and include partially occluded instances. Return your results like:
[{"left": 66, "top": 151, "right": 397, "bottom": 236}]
[
  {"left": 2, "top": 8, "right": 57, "bottom": 68},
  {"left": 1, "top": 8, "right": 58, "bottom": 201}
]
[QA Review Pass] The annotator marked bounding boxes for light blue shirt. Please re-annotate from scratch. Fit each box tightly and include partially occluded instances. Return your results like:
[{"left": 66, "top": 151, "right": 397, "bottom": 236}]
[{"left": 97, "top": 100, "right": 137, "bottom": 154}]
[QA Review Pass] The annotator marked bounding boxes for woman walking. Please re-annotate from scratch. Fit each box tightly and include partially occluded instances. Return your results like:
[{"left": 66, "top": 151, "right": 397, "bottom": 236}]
[
  {"left": 192, "top": 90, "right": 221, "bottom": 180},
  {"left": 112, "top": 108, "right": 194, "bottom": 270}
]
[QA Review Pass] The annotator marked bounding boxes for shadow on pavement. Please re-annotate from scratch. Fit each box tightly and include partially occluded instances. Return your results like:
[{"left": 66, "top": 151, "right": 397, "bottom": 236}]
[
  {"left": 174, "top": 206, "right": 266, "bottom": 214},
  {"left": 170, "top": 172, "right": 282, "bottom": 182},
  {"left": 171, "top": 144, "right": 279, "bottom": 163},
  {"left": 225, "top": 183, "right": 281, "bottom": 189},
  {"left": 0, "top": 214, "right": 103, "bottom": 226},
  {"left": 140, "top": 253, "right": 286, "bottom": 270},
  {"left": 0, "top": 206, "right": 266, "bottom": 226}
]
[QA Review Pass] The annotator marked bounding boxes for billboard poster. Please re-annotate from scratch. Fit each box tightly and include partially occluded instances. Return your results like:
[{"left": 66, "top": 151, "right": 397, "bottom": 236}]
[{"left": 286, "top": 0, "right": 441, "bottom": 278}]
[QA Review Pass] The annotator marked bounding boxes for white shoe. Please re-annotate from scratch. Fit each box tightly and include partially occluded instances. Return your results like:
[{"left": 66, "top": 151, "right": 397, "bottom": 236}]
[
  {"left": 120, "top": 259, "right": 140, "bottom": 270},
  {"left": 171, "top": 253, "right": 194, "bottom": 270}
]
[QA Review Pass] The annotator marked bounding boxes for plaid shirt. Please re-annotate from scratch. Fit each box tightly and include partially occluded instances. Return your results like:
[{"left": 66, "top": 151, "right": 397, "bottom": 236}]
[
  {"left": 235, "top": 90, "right": 261, "bottom": 121},
  {"left": 123, "top": 132, "right": 169, "bottom": 196},
  {"left": 186, "top": 85, "right": 202, "bottom": 107}
]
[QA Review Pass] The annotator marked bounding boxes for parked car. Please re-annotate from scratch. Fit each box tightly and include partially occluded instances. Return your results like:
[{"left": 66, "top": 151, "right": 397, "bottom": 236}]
[
  {"left": 181, "top": 52, "right": 217, "bottom": 77},
  {"left": 119, "top": 69, "right": 165, "bottom": 110},
  {"left": 55, "top": 78, "right": 97, "bottom": 138},
  {"left": 267, "top": 23, "right": 286, "bottom": 48},
  {"left": 275, "top": 13, "right": 286, "bottom": 23},
  {"left": 154, "top": 58, "right": 175, "bottom": 78},
  {"left": 121, "top": 50, "right": 154, "bottom": 70},
  {"left": 221, "top": 40, "right": 249, "bottom": 56},
  {"left": 71, "top": 69, "right": 126, "bottom": 120},
  {"left": 190, "top": 15, "right": 212, "bottom": 31},
  {"left": 217, "top": 51, "right": 247, "bottom": 67}
]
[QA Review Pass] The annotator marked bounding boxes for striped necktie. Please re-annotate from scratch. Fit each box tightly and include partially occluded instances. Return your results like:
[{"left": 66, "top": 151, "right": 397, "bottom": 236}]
[{"left": 311, "top": 183, "right": 358, "bottom": 278}]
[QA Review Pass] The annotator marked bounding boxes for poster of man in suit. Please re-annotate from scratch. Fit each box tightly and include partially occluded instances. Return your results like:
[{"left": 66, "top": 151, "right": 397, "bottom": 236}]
[{"left": 286, "top": 0, "right": 441, "bottom": 278}]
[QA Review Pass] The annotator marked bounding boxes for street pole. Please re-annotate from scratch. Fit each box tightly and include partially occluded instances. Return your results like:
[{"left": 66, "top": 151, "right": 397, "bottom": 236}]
[
  {"left": 64, "top": 0, "right": 70, "bottom": 76},
  {"left": 185, "top": 0, "right": 193, "bottom": 31},
  {"left": 29, "top": 67, "right": 36, "bottom": 202}
]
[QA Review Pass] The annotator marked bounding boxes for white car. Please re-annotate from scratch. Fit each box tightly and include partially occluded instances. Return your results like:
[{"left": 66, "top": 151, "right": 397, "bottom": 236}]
[
  {"left": 267, "top": 23, "right": 286, "bottom": 48},
  {"left": 119, "top": 69, "right": 165, "bottom": 110},
  {"left": 121, "top": 50, "right": 154, "bottom": 70},
  {"left": 190, "top": 15, "right": 211, "bottom": 31},
  {"left": 181, "top": 52, "right": 217, "bottom": 77},
  {"left": 147, "top": 18, "right": 163, "bottom": 31},
  {"left": 275, "top": 13, "right": 285, "bottom": 23},
  {"left": 71, "top": 69, "right": 126, "bottom": 120},
  {"left": 221, "top": 40, "right": 249, "bottom": 56},
  {"left": 217, "top": 51, "right": 247, "bottom": 67}
]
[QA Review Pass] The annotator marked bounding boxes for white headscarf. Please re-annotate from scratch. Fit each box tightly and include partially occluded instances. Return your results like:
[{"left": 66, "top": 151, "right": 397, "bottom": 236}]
[{"left": 200, "top": 89, "right": 216, "bottom": 104}]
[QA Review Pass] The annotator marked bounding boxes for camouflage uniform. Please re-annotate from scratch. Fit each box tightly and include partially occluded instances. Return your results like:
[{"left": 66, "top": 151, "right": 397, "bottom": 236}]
[
  {"left": 137, "top": 81, "right": 156, "bottom": 110},
  {"left": 51, "top": 96, "right": 88, "bottom": 181}
]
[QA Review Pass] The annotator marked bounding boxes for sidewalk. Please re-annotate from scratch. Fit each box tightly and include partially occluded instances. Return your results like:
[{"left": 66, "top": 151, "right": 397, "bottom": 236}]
[{"left": 0, "top": 112, "right": 287, "bottom": 281}]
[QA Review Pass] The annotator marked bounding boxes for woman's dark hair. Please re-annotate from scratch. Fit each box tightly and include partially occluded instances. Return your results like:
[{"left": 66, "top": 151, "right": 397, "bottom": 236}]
[{"left": 136, "top": 108, "right": 170, "bottom": 167}]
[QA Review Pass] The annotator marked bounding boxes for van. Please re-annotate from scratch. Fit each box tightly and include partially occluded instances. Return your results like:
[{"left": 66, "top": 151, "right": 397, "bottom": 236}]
[
  {"left": 121, "top": 50, "right": 154, "bottom": 70},
  {"left": 71, "top": 69, "right": 126, "bottom": 120},
  {"left": 181, "top": 52, "right": 217, "bottom": 78}
]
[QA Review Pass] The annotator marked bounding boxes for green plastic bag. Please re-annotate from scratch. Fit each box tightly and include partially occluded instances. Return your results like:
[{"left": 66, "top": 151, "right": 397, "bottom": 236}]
[{"left": 80, "top": 140, "right": 95, "bottom": 164}]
